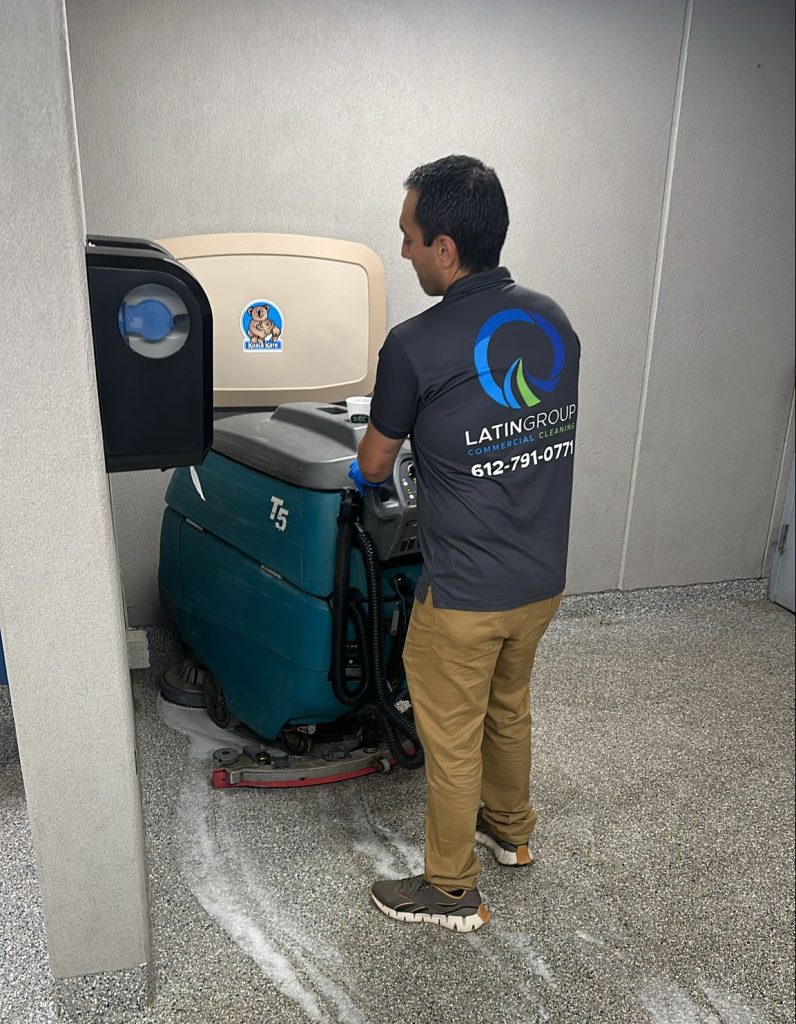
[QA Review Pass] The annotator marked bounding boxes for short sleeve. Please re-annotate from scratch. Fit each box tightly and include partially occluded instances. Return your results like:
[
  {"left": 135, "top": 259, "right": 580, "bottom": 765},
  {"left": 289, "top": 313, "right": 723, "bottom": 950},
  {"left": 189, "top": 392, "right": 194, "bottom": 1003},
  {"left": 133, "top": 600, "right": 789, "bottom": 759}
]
[{"left": 368, "top": 332, "right": 419, "bottom": 439}]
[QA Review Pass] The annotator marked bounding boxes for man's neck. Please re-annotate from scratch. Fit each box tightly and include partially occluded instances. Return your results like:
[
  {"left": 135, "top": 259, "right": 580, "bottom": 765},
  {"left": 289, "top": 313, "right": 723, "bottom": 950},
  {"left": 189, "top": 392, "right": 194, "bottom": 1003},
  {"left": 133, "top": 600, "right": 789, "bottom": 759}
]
[{"left": 443, "top": 265, "right": 473, "bottom": 293}]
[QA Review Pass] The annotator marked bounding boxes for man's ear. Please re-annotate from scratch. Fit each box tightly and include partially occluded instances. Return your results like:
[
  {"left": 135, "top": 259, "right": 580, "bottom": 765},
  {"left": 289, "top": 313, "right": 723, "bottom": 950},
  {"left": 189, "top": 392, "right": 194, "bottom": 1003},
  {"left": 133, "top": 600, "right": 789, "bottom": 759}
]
[{"left": 436, "top": 234, "right": 460, "bottom": 270}]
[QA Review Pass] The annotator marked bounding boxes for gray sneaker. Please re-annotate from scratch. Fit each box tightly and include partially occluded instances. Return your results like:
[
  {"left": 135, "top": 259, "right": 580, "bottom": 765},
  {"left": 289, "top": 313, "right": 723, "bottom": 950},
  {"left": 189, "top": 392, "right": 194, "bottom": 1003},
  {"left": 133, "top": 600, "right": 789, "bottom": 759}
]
[
  {"left": 475, "top": 811, "right": 533, "bottom": 866},
  {"left": 371, "top": 874, "right": 491, "bottom": 932}
]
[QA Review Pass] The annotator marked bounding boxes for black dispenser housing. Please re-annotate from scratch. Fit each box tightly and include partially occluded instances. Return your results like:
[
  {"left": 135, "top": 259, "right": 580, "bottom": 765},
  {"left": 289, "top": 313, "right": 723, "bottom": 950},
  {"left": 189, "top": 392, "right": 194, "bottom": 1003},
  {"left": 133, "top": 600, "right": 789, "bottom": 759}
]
[{"left": 85, "top": 236, "right": 213, "bottom": 472}]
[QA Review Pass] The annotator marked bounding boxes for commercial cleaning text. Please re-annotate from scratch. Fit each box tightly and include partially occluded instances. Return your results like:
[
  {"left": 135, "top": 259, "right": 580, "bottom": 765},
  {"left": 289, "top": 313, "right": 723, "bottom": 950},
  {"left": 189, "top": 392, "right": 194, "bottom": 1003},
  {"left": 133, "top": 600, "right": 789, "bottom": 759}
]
[{"left": 465, "top": 403, "right": 577, "bottom": 456}]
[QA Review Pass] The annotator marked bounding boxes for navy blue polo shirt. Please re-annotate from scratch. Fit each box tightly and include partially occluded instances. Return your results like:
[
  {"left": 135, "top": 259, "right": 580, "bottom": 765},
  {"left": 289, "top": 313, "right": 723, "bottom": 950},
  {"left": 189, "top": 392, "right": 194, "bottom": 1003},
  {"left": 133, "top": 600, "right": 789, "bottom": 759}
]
[{"left": 369, "top": 267, "right": 580, "bottom": 611}]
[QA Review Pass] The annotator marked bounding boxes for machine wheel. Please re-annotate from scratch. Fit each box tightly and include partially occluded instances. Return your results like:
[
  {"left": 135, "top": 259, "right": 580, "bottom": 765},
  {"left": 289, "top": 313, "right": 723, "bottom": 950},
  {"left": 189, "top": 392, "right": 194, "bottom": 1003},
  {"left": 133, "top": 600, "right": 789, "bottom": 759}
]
[
  {"left": 282, "top": 729, "right": 313, "bottom": 756},
  {"left": 161, "top": 658, "right": 206, "bottom": 708},
  {"left": 202, "top": 673, "right": 233, "bottom": 729}
]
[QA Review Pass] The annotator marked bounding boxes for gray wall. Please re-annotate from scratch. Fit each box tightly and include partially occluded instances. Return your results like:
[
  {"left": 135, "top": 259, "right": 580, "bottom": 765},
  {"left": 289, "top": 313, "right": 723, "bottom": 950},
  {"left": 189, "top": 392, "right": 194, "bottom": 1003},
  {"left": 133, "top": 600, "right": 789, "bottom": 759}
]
[
  {"left": 0, "top": 0, "right": 150, "bottom": 977},
  {"left": 65, "top": 0, "right": 795, "bottom": 624},
  {"left": 621, "top": 0, "right": 796, "bottom": 588}
]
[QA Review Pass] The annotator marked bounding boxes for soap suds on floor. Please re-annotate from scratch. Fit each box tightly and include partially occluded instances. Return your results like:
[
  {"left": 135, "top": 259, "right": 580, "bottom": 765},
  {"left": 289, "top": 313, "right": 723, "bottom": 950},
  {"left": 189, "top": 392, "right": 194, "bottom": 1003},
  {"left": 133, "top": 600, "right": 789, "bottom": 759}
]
[{"left": 176, "top": 775, "right": 370, "bottom": 1024}]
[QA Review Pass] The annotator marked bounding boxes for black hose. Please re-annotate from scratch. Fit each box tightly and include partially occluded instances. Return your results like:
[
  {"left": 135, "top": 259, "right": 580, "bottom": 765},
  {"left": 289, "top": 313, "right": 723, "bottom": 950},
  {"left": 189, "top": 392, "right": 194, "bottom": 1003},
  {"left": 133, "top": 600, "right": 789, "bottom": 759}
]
[
  {"left": 346, "top": 593, "right": 371, "bottom": 697},
  {"left": 353, "top": 522, "right": 424, "bottom": 770},
  {"left": 330, "top": 491, "right": 368, "bottom": 705},
  {"left": 385, "top": 574, "right": 410, "bottom": 691}
]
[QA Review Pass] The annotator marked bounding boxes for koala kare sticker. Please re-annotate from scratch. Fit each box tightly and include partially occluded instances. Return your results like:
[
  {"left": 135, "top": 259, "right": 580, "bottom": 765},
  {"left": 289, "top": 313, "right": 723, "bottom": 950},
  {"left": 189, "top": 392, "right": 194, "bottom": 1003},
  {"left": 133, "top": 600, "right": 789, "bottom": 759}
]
[{"left": 241, "top": 300, "right": 284, "bottom": 352}]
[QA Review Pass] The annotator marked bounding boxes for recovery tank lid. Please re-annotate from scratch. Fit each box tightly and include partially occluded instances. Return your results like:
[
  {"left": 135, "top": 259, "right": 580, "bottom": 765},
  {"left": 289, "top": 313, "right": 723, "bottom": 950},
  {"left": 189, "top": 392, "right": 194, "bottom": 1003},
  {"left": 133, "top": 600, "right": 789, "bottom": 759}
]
[{"left": 212, "top": 403, "right": 367, "bottom": 490}]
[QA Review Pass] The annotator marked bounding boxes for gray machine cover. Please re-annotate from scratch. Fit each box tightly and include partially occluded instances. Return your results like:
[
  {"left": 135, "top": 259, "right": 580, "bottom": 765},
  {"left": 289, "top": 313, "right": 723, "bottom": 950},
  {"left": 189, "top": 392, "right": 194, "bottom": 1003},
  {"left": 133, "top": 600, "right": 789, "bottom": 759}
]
[{"left": 213, "top": 403, "right": 368, "bottom": 491}]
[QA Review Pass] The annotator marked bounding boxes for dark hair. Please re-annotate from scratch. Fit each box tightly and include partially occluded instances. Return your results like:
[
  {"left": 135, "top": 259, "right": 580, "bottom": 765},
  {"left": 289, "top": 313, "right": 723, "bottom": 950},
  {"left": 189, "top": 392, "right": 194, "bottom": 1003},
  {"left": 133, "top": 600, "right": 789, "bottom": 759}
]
[{"left": 404, "top": 155, "right": 509, "bottom": 272}]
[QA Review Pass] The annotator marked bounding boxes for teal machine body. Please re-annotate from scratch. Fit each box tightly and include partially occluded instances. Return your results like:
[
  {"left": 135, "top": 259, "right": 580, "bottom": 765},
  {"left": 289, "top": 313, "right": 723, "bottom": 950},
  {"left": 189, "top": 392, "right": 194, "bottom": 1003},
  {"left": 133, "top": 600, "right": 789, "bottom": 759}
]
[{"left": 159, "top": 402, "right": 422, "bottom": 742}]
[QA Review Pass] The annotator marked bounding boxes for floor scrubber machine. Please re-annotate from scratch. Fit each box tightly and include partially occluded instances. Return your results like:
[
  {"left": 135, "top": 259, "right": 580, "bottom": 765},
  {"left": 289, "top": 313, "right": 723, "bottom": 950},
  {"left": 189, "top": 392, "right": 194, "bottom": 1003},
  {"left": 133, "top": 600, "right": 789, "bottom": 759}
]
[{"left": 158, "top": 401, "right": 425, "bottom": 788}]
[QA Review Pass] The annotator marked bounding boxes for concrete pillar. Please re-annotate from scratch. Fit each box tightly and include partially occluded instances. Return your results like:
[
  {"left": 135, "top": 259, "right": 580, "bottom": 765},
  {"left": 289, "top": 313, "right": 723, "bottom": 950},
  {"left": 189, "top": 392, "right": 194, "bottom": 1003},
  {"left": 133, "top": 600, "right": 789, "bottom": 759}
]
[{"left": 0, "top": 0, "right": 151, "bottom": 998}]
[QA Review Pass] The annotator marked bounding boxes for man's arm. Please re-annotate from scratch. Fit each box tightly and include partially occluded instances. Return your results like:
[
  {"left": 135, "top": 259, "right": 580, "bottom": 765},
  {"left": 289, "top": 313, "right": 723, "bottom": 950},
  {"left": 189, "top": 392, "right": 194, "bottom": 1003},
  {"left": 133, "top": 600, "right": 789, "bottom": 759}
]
[
  {"left": 356, "top": 329, "right": 417, "bottom": 485},
  {"left": 357, "top": 422, "right": 406, "bottom": 482}
]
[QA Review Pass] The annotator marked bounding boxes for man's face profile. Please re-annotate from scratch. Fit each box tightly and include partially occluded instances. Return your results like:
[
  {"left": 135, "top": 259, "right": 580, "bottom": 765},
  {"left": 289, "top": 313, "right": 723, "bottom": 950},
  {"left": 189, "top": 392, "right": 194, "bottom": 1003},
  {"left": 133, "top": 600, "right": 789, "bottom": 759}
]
[{"left": 399, "top": 189, "right": 446, "bottom": 296}]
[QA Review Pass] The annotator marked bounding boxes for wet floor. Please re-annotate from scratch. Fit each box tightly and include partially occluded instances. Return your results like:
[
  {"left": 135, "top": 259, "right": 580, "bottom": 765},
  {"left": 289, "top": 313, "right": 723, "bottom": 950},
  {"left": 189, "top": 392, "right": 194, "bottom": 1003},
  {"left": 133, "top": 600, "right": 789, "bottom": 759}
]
[{"left": 1, "top": 580, "right": 794, "bottom": 1023}]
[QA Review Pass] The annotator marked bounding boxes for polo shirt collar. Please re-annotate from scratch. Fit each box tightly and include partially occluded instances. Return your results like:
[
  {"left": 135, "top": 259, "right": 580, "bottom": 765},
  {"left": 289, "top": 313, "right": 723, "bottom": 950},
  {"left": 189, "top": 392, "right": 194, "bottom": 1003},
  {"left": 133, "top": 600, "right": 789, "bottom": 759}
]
[{"left": 443, "top": 266, "right": 513, "bottom": 302}]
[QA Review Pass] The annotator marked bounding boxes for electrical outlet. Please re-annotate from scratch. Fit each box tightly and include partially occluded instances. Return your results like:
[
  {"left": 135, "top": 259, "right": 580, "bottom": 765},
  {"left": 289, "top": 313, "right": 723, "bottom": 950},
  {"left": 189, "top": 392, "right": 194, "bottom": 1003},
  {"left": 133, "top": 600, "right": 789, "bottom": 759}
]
[{"left": 126, "top": 629, "right": 150, "bottom": 670}]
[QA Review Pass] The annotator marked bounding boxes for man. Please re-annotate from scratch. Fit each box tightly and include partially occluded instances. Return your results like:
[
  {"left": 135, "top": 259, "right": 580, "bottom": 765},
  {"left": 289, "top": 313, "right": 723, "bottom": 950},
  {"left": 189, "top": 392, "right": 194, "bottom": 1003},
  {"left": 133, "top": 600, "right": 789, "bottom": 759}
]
[{"left": 350, "top": 155, "right": 580, "bottom": 932}]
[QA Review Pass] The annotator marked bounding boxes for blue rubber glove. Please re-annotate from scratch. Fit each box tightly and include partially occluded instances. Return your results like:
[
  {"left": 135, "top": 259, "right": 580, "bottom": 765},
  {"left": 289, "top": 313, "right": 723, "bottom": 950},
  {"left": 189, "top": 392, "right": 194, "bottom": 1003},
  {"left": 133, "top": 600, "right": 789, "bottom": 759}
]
[{"left": 348, "top": 459, "right": 386, "bottom": 496}]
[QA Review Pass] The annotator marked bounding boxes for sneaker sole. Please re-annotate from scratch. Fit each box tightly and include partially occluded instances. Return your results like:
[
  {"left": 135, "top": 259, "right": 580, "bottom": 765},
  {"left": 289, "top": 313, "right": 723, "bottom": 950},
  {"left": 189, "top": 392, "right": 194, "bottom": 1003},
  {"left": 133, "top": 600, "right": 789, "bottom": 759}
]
[
  {"left": 371, "top": 893, "right": 491, "bottom": 932},
  {"left": 475, "top": 829, "right": 533, "bottom": 867}
]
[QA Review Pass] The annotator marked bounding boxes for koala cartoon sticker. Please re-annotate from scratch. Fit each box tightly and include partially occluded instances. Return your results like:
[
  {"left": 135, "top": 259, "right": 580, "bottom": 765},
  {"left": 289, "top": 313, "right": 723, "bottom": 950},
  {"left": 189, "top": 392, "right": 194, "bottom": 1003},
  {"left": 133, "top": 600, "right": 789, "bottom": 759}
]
[{"left": 241, "top": 301, "right": 284, "bottom": 352}]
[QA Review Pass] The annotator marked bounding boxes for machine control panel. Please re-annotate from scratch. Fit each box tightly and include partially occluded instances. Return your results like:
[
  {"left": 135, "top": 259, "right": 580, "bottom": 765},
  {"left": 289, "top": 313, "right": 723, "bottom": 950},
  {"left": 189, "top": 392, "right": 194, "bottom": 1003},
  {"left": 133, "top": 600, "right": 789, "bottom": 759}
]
[
  {"left": 360, "top": 451, "right": 421, "bottom": 562},
  {"left": 397, "top": 459, "right": 417, "bottom": 505}
]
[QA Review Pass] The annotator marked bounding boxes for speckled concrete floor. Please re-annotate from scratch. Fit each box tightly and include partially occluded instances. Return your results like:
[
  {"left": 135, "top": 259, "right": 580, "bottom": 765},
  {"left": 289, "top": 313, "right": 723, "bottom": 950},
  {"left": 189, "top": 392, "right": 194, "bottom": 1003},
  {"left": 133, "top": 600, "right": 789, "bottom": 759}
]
[{"left": 1, "top": 581, "right": 794, "bottom": 1024}]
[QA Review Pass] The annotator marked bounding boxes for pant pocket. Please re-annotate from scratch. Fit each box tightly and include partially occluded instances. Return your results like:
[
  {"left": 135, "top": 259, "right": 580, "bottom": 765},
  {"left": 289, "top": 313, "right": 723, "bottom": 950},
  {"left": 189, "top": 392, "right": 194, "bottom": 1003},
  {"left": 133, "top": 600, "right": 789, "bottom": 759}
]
[
  {"left": 545, "top": 593, "right": 563, "bottom": 629},
  {"left": 404, "top": 588, "right": 436, "bottom": 653}
]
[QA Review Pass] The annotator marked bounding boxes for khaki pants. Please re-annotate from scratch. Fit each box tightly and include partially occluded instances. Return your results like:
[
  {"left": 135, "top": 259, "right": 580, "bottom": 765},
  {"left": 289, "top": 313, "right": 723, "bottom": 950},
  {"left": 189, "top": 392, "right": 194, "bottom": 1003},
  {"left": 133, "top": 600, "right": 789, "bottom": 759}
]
[{"left": 402, "top": 587, "right": 561, "bottom": 890}]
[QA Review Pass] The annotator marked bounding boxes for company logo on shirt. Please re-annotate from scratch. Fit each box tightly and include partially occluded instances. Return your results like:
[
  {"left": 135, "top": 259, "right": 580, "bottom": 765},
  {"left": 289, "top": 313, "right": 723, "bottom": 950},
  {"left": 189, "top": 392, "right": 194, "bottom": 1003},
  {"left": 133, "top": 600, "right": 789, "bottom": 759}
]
[{"left": 474, "top": 309, "right": 565, "bottom": 408}]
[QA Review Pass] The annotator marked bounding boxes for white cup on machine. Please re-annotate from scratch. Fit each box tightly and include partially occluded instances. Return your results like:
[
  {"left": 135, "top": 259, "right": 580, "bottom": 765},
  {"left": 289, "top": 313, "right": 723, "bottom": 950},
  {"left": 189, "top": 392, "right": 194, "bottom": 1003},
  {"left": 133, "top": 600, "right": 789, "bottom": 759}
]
[{"left": 346, "top": 395, "right": 371, "bottom": 424}]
